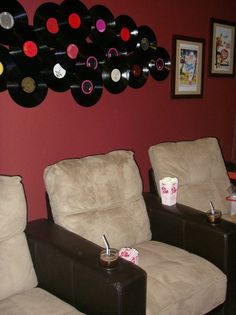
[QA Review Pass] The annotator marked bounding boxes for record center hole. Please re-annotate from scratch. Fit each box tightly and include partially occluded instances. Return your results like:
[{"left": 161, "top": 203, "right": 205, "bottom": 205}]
[
  {"left": 68, "top": 13, "right": 81, "bottom": 29},
  {"left": 156, "top": 58, "right": 164, "bottom": 71},
  {"left": 96, "top": 19, "right": 106, "bottom": 33},
  {"left": 111, "top": 68, "right": 121, "bottom": 82},
  {"left": 0, "top": 12, "right": 14, "bottom": 30},
  {"left": 21, "top": 77, "right": 36, "bottom": 94},
  {"left": 120, "top": 27, "right": 130, "bottom": 42},
  {"left": 46, "top": 17, "right": 59, "bottom": 34},
  {"left": 81, "top": 80, "right": 93, "bottom": 94},
  {"left": 86, "top": 56, "right": 98, "bottom": 69},
  {"left": 0, "top": 62, "right": 4, "bottom": 76},
  {"left": 23, "top": 41, "right": 38, "bottom": 58}
]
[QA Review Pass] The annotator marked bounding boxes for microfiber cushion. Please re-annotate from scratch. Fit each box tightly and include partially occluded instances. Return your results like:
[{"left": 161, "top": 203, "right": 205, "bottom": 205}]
[
  {"left": 0, "top": 176, "right": 37, "bottom": 301},
  {"left": 44, "top": 150, "right": 151, "bottom": 249},
  {"left": 149, "top": 137, "right": 231, "bottom": 214}
]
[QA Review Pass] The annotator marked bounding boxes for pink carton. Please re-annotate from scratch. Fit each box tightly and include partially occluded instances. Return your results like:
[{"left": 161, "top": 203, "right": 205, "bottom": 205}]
[
  {"left": 159, "top": 177, "right": 178, "bottom": 206},
  {"left": 119, "top": 247, "right": 139, "bottom": 265}
]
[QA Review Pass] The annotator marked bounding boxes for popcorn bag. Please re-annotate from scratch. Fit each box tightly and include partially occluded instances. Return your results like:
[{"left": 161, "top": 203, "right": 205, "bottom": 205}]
[
  {"left": 159, "top": 177, "right": 178, "bottom": 206},
  {"left": 119, "top": 247, "right": 139, "bottom": 265}
]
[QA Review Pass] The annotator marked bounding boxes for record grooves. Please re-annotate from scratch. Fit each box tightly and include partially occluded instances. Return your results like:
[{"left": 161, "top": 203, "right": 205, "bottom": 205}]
[{"left": 148, "top": 47, "right": 171, "bottom": 81}]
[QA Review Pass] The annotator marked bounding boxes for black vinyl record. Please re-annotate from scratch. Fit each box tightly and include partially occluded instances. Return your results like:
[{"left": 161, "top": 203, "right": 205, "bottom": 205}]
[
  {"left": 33, "top": 2, "right": 62, "bottom": 48},
  {"left": 136, "top": 25, "right": 157, "bottom": 52},
  {"left": 89, "top": 5, "right": 116, "bottom": 47},
  {"left": 75, "top": 42, "right": 105, "bottom": 70},
  {"left": 40, "top": 49, "right": 74, "bottom": 92},
  {"left": 115, "top": 15, "right": 138, "bottom": 53},
  {"left": 148, "top": 46, "right": 171, "bottom": 81},
  {"left": 71, "top": 67, "right": 103, "bottom": 107},
  {"left": 102, "top": 56, "right": 130, "bottom": 94},
  {"left": 9, "top": 25, "right": 48, "bottom": 71},
  {"left": 0, "top": 44, "right": 14, "bottom": 91},
  {"left": 7, "top": 64, "right": 48, "bottom": 107},
  {"left": 59, "top": 0, "right": 91, "bottom": 42},
  {"left": 127, "top": 51, "right": 149, "bottom": 89},
  {"left": 0, "top": 0, "right": 28, "bottom": 45}
]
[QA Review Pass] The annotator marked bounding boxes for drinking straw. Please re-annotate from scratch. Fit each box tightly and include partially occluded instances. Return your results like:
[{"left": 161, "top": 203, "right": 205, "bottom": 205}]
[
  {"left": 210, "top": 201, "right": 215, "bottom": 214},
  {"left": 102, "top": 234, "right": 110, "bottom": 255}
]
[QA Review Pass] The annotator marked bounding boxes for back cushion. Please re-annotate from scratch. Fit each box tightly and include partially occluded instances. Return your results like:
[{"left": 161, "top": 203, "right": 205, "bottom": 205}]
[
  {"left": 149, "top": 138, "right": 231, "bottom": 214},
  {"left": 0, "top": 175, "right": 37, "bottom": 300},
  {"left": 44, "top": 150, "right": 151, "bottom": 249}
]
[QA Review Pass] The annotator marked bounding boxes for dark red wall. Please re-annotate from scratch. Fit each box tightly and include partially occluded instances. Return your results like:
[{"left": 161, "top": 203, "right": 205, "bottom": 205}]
[{"left": 0, "top": 0, "right": 236, "bottom": 220}]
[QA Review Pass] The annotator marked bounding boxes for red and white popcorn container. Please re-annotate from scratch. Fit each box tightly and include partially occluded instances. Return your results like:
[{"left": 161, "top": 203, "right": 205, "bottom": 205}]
[
  {"left": 159, "top": 177, "right": 178, "bottom": 206},
  {"left": 119, "top": 247, "right": 139, "bottom": 265}
]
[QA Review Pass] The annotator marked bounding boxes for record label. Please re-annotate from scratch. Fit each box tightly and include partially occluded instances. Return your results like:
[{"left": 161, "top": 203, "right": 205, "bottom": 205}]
[
  {"left": 21, "top": 76, "right": 36, "bottom": 94},
  {"left": 0, "top": 11, "right": 14, "bottom": 29},
  {"left": 53, "top": 63, "right": 66, "bottom": 79},
  {"left": 131, "top": 64, "right": 142, "bottom": 78},
  {"left": 66, "top": 44, "right": 79, "bottom": 59},
  {"left": 107, "top": 47, "right": 119, "bottom": 58},
  {"left": 86, "top": 56, "right": 98, "bottom": 69},
  {"left": 46, "top": 17, "right": 59, "bottom": 34},
  {"left": 141, "top": 37, "right": 150, "bottom": 51},
  {"left": 68, "top": 13, "right": 81, "bottom": 29},
  {"left": 111, "top": 68, "right": 121, "bottom": 82},
  {"left": 96, "top": 19, "right": 106, "bottom": 32},
  {"left": 120, "top": 27, "right": 130, "bottom": 42},
  {"left": 23, "top": 41, "right": 38, "bottom": 58},
  {"left": 81, "top": 80, "right": 93, "bottom": 94},
  {"left": 156, "top": 58, "right": 164, "bottom": 71},
  {"left": 0, "top": 62, "right": 3, "bottom": 75}
]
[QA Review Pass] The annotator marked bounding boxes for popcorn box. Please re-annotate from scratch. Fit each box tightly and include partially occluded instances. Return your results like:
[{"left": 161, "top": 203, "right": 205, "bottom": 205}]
[
  {"left": 119, "top": 247, "right": 139, "bottom": 265},
  {"left": 159, "top": 177, "right": 178, "bottom": 206}
]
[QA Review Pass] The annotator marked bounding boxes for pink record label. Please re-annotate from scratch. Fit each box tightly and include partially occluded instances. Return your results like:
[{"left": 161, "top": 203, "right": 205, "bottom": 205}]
[
  {"left": 156, "top": 58, "right": 164, "bottom": 71},
  {"left": 81, "top": 80, "right": 93, "bottom": 94},
  {"left": 96, "top": 19, "right": 106, "bottom": 32},
  {"left": 67, "top": 44, "right": 79, "bottom": 59}
]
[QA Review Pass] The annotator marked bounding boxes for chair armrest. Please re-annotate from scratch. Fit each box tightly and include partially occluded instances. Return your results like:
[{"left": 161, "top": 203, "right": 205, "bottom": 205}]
[
  {"left": 25, "top": 219, "right": 146, "bottom": 315},
  {"left": 143, "top": 192, "right": 236, "bottom": 315}
]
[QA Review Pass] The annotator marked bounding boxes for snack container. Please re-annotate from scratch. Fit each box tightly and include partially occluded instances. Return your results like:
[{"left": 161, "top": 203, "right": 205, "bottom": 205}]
[{"left": 159, "top": 177, "right": 178, "bottom": 206}]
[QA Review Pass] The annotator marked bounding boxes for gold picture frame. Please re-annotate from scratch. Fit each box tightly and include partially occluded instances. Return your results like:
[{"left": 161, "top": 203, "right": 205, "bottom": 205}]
[
  {"left": 209, "top": 18, "right": 236, "bottom": 76},
  {"left": 171, "top": 35, "right": 205, "bottom": 98}
]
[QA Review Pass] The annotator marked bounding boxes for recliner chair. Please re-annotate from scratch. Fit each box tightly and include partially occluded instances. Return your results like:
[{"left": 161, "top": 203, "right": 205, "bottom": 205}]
[{"left": 43, "top": 150, "right": 230, "bottom": 315}]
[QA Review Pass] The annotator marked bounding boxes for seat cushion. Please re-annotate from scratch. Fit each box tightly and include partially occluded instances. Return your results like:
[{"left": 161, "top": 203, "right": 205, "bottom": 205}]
[
  {"left": 0, "top": 287, "right": 85, "bottom": 315},
  {"left": 44, "top": 150, "right": 151, "bottom": 249},
  {"left": 136, "top": 240, "right": 227, "bottom": 315},
  {"left": 149, "top": 137, "right": 231, "bottom": 214},
  {"left": 0, "top": 176, "right": 37, "bottom": 301}
]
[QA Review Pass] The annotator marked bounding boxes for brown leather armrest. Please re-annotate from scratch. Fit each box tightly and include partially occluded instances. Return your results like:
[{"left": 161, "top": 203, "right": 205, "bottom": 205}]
[{"left": 26, "top": 219, "right": 146, "bottom": 315}]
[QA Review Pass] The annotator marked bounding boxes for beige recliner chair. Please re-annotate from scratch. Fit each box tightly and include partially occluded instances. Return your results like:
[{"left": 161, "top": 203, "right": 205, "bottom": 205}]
[
  {"left": 44, "top": 150, "right": 227, "bottom": 315},
  {"left": 149, "top": 137, "right": 231, "bottom": 216},
  {"left": 0, "top": 175, "right": 84, "bottom": 315}
]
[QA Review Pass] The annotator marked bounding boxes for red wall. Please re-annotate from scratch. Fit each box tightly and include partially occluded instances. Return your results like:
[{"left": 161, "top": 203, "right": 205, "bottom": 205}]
[{"left": 0, "top": 0, "right": 236, "bottom": 220}]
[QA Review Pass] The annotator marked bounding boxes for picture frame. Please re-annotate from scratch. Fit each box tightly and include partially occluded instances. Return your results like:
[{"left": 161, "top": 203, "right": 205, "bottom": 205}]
[
  {"left": 209, "top": 18, "right": 236, "bottom": 76},
  {"left": 171, "top": 35, "right": 205, "bottom": 98}
]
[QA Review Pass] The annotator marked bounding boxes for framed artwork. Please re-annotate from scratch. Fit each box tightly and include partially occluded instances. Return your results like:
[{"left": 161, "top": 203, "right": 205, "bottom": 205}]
[
  {"left": 209, "top": 18, "right": 236, "bottom": 76},
  {"left": 171, "top": 35, "right": 205, "bottom": 98}
]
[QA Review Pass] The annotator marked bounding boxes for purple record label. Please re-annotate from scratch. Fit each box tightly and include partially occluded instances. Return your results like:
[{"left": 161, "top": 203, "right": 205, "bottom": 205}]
[
  {"left": 86, "top": 56, "right": 98, "bottom": 69},
  {"left": 107, "top": 47, "right": 119, "bottom": 58},
  {"left": 81, "top": 79, "right": 93, "bottom": 94},
  {"left": 96, "top": 19, "right": 106, "bottom": 32},
  {"left": 156, "top": 58, "right": 164, "bottom": 71}
]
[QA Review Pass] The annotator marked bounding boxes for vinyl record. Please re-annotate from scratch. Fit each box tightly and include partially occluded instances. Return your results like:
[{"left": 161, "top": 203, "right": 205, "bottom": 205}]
[
  {"left": 127, "top": 51, "right": 149, "bottom": 89},
  {"left": 89, "top": 5, "right": 116, "bottom": 47},
  {"left": 9, "top": 25, "right": 48, "bottom": 71},
  {"left": 115, "top": 15, "right": 138, "bottom": 53},
  {"left": 102, "top": 56, "right": 130, "bottom": 94},
  {"left": 59, "top": 0, "right": 91, "bottom": 42},
  {"left": 7, "top": 64, "right": 48, "bottom": 107},
  {"left": 136, "top": 25, "right": 157, "bottom": 52},
  {"left": 33, "top": 2, "right": 62, "bottom": 48},
  {"left": 0, "top": 44, "right": 14, "bottom": 91},
  {"left": 148, "top": 46, "right": 171, "bottom": 81},
  {"left": 75, "top": 42, "right": 105, "bottom": 70},
  {"left": 40, "top": 49, "right": 74, "bottom": 92},
  {"left": 71, "top": 67, "right": 103, "bottom": 107},
  {"left": 0, "top": 0, "right": 28, "bottom": 45}
]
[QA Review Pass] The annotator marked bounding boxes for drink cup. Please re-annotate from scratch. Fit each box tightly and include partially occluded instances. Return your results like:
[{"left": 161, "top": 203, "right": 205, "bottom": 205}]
[
  {"left": 159, "top": 177, "right": 178, "bottom": 206},
  {"left": 99, "top": 248, "right": 119, "bottom": 269}
]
